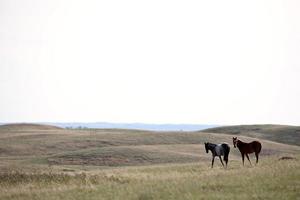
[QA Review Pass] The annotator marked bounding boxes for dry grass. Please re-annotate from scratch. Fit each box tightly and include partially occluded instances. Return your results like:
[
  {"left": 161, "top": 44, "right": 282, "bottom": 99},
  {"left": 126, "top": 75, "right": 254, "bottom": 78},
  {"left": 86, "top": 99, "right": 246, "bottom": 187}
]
[
  {"left": 0, "top": 156, "right": 299, "bottom": 200},
  {"left": 0, "top": 124, "right": 299, "bottom": 199}
]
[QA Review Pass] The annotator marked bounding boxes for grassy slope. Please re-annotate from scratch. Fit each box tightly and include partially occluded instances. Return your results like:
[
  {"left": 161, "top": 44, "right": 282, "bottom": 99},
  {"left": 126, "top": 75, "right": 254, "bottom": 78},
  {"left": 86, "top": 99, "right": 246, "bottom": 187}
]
[
  {"left": 0, "top": 124, "right": 299, "bottom": 200},
  {"left": 0, "top": 124, "right": 299, "bottom": 170},
  {"left": 0, "top": 156, "right": 299, "bottom": 200},
  {"left": 202, "top": 124, "right": 300, "bottom": 146}
]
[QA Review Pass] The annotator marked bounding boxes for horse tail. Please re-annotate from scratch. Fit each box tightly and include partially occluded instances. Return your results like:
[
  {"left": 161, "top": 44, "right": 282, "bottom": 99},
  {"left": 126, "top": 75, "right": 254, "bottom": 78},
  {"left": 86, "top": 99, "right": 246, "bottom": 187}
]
[{"left": 222, "top": 143, "right": 230, "bottom": 162}]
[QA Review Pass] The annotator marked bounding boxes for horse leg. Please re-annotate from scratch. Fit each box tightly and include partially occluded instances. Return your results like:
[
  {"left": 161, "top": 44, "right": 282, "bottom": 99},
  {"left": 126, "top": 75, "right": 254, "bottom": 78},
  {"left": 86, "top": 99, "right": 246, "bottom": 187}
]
[
  {"left": 241, "top": 153, "right": 245, "bottom": 165},
  {"left": 225, "top": 154, "right": 229, "bottom": 168},
  {"left": 245, "top": 154, "right": 252, "bottom": 166},
  {"left": 211, "top": 156, "right": 215, "bottom": 168},
  {"left": 219, "top": 156, "right": 224, "bottom": 167},
  {"left": 224, "top": 158, "right": 228, "bottom": 168},
  {"left": 255, "top": 153, "right": 259, "bottom": 164}
]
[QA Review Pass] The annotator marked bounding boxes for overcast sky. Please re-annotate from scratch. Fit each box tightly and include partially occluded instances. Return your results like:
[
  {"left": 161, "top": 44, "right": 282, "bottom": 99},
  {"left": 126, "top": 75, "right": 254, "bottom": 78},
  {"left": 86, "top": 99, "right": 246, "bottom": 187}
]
[{"left": 1, "top": 0, "right": 300, "bottom": 125}]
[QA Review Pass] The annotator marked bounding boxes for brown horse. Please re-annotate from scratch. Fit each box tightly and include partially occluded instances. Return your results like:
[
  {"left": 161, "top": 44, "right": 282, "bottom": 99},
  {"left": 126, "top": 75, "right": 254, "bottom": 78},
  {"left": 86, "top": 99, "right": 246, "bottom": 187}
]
[{"left": 232, "top": 137, "right": 262, "bottom": 165}]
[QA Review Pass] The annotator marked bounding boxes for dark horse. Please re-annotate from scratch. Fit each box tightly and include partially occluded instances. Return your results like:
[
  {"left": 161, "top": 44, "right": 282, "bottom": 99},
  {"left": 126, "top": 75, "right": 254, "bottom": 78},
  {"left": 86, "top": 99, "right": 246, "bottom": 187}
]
[
  {"left": 204, "top": 142, "right": 230, "bottom": 168},
  {"left": 232, "top": 137, "right": 262, "bottom": 165}
]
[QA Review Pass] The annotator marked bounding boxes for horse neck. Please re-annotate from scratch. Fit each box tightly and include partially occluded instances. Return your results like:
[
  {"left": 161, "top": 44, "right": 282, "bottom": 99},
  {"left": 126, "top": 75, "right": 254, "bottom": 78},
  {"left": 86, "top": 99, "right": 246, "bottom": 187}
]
[
  {"left": 208, "top": 143, "right": 216, "bottom": 151},
  {"left": 237, "top": 140, "right": 244, "bottom": 148}
]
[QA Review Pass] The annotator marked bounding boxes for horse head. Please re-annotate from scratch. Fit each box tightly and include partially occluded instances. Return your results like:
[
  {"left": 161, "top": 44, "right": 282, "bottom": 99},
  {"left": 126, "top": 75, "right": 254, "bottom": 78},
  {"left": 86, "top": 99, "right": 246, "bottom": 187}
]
[
  {"left": 204, "top": 142, "right": 209, "bottom": 153},
  {"left": 232, "top": 137, "right": 238, "bottom": 148}
]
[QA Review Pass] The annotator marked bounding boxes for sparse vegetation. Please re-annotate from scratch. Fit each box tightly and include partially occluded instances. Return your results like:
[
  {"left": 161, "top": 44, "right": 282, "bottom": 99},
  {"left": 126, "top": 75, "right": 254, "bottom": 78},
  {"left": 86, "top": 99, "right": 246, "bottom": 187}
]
[
  {"left": 0, "top": 157, "right": 299, "bottom": 200},
  {"left": 0, "top": 124, "right": 299, "bottom": 199}
]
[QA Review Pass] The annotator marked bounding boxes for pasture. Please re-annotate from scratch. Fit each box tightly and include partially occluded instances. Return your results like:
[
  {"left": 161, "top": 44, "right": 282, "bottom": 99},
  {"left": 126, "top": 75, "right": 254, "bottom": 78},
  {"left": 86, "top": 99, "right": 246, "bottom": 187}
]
[{"left": 0, "top": 124, "right": 299, "bottom": 199}]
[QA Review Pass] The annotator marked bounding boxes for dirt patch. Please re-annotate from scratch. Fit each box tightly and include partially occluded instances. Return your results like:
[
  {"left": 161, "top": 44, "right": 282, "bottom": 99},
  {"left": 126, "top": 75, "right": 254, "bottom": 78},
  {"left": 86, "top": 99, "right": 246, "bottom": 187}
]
[{"left": 278, "top": 156, "right": 296, "bottom": 160}]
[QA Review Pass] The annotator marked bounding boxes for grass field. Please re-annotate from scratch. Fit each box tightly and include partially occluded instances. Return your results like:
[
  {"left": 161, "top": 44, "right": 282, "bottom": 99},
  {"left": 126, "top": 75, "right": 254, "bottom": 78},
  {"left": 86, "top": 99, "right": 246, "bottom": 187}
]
[{"left": 0, "top": 123, "right": 299, "bottom": 200}]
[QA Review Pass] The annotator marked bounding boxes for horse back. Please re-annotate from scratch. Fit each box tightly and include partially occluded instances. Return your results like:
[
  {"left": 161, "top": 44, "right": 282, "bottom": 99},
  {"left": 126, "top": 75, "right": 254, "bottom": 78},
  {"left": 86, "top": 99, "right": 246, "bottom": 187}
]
[{"left": 238, "top": 140, "right": 262, "bottom": 154}]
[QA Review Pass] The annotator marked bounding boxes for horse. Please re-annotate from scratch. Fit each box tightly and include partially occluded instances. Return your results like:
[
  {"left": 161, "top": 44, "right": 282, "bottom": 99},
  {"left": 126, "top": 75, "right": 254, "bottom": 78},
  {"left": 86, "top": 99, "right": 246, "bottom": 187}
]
[
  {"left": 204, "top": 142, "right": 230, "bottom": 168},
  {"left": 232, "top": 137, "right": 262, "bottom": 165}
]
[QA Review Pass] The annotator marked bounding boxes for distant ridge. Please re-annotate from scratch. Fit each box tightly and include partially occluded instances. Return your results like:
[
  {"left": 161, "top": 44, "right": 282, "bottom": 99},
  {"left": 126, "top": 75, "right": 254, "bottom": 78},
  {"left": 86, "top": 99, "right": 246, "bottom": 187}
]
[
  {"left": 41, "top": 122, "right": 218, "bottom": 131},
  {"left": 0, "top": 123, "right": 63, "bottom": 131}
]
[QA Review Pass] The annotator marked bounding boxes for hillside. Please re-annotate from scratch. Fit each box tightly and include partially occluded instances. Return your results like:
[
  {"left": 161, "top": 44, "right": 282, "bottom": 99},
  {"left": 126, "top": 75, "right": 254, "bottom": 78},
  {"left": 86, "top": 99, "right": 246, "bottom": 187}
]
[
  {"left": 202, "top": 124, "right": 300, "bottom": 146},
  {"left": 0, "top": 123, "right": 63, "bottom": 131},
  {"left": 0, "top": 123, "right": 299, "bottom": 200},
  {"left": 0, "top": 123, "right": 299, "bottom": 171}
]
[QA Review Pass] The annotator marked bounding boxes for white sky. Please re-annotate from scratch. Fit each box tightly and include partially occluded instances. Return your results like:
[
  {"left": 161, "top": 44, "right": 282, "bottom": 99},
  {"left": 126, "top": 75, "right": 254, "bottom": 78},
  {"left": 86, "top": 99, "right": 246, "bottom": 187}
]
[{"left": 1, "top": 0, "right": 300, "bottom": 125}]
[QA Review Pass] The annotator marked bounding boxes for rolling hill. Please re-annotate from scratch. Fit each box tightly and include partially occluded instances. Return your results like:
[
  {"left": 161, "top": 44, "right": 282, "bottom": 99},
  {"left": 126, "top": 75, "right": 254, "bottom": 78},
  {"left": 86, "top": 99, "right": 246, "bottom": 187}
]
[
  {"left": 0, "top": 123, "right": 63, "bottom": 131},
  {"left": 201, "top": 124, "right": 300, "bottom": 146},
  {"left": 0, "top": 123, "right": 299, "bottom": 170},
  {"left": 0, "top": 123, "right": 299, "bottom": 200}
]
